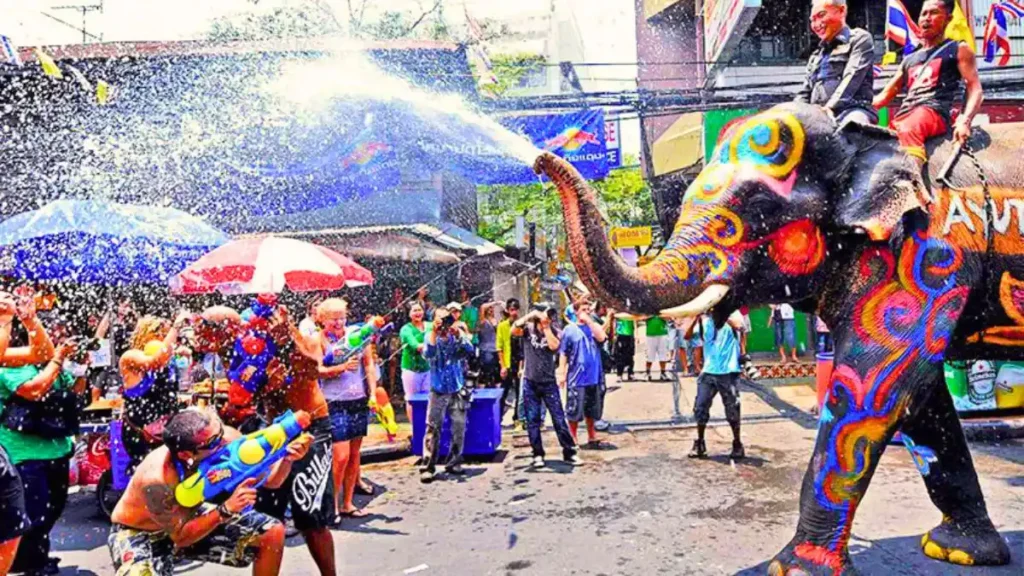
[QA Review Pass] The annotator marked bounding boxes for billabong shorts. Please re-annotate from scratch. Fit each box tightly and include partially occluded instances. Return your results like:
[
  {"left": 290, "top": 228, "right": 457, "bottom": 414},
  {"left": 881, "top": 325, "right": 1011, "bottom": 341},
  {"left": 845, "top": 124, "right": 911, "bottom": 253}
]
[{"left": 256, "top": 417, "right": 334, "bottom": 531}]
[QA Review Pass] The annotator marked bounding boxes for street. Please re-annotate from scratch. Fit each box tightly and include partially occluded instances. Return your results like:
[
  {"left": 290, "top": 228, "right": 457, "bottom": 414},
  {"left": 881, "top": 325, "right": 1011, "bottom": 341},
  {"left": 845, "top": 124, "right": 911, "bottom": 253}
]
[{"left": 47, "top": 375, "right": 1024, "bottom": 576}]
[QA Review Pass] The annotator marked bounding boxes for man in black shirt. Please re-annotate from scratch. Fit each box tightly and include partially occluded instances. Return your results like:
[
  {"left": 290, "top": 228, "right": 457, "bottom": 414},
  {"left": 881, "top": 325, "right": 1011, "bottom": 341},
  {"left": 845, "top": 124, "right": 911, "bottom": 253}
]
[
  {"left": 873, "top": 0, "right": 982, "bottom": 170},
  {"left": 797, "top": 0, "right": 876, "bottom": 124},
  {"left": 513, "top": 305, "right": 579, "bottom": 469}
]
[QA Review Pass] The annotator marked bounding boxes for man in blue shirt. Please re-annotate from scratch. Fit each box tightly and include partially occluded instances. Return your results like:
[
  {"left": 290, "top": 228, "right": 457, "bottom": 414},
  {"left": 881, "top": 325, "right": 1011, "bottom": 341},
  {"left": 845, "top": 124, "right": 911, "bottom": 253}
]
[
  {"left": 558, "top": 297, "right": 608, "bottom": 447},
  {"left": 420, "top": 308, "right": 475, "bottom": 483},
  {"left": 684, "top": 311, "right": 746, "bottom": 460}
]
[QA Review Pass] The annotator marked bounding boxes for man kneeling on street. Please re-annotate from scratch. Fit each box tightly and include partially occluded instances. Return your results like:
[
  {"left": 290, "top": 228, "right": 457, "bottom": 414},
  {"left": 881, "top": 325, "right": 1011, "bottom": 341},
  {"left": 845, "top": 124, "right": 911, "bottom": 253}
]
[
  {"left": 108, "top": 408, "right": 311, "bottom": 576},
  {"left": 685, "top": 312, "right": 746, "bottom": 460},
  {"left": 420, "top": 307, "right": 475, "bottom": 483}
]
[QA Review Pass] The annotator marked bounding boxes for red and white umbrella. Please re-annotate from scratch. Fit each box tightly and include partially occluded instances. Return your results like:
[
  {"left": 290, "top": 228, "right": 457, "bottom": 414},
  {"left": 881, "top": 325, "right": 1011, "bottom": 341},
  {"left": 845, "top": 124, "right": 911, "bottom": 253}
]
[{"left": 170, "top": 236, "right": 373, "bottom": 294}]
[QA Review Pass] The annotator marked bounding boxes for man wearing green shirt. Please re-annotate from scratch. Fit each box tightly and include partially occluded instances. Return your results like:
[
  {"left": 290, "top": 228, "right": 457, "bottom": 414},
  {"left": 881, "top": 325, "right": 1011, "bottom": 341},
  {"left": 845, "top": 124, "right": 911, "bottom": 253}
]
[
  {"left": 644, "top": 316, "right": 672, "bottom": 381},
  {"left": 612, "top": 316, "right": 636, "bottom": 381},
  {"left": 400, "top": 303, "right": 431, "bottom": 424},
  {"left": 459, "top": 290, "right": 479, "bottom": 340},
  {"left": 496, "top": 299, "right": 523, "bottom": 424}
]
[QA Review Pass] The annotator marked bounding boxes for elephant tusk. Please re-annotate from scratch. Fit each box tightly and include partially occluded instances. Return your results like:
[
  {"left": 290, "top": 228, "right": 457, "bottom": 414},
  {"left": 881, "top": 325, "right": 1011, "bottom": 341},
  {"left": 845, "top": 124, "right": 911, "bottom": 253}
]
[{"left": 659, "top": 285, "right": 730, "bottom": 318}]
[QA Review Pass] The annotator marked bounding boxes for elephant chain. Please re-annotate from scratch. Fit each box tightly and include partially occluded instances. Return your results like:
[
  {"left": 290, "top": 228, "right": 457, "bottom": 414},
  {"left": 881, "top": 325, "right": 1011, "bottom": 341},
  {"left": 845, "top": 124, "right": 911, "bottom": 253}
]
[{"left": 964, "top": 143, "right": 995, "bottom": 349}]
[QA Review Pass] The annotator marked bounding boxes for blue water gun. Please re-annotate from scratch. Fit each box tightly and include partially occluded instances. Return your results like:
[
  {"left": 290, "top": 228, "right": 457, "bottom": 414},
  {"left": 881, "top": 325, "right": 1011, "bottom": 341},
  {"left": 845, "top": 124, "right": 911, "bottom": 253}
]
[{"left": 174, "top": 410, "right": 312, "bottom": 508}]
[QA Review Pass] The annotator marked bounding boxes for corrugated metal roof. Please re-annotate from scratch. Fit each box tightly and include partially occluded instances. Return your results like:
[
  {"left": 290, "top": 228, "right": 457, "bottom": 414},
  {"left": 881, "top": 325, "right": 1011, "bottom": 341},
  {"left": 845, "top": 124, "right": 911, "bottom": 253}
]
[{"left": 272, "top": 222, "right": 503, "bottom": 258}]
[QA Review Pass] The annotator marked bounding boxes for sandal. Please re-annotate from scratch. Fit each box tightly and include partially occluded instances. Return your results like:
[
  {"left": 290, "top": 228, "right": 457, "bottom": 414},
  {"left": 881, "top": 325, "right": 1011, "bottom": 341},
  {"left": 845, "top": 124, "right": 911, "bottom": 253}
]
[{"left": 355, "top": 480, "right": 375, "bottom": 496}]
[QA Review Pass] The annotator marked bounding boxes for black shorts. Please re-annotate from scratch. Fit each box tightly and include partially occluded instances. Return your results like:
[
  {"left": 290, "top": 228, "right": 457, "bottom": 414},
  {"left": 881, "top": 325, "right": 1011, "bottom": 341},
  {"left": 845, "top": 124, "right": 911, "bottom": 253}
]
[
  {"left": 694, "top": 372, "right": 741, "bottom": 424},
  {"left": 256, "top": 417, "right": 334, "bottom": 531},
  {"left": 565, "top": 383, "right": 605, "bottom": 422},
  {"left": 328, "top": 399, "right": 369, "bottom": 443},
  {"left": 0, "top": 446, "right": 28, "bottom": 543}
]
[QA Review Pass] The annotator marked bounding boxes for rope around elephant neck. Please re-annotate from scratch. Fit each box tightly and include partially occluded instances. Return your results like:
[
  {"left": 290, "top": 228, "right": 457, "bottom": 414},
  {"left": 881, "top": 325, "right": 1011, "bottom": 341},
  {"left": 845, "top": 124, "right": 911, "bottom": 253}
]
[{"left": 967, "top": 144, "right": 995, "bottom": 351}]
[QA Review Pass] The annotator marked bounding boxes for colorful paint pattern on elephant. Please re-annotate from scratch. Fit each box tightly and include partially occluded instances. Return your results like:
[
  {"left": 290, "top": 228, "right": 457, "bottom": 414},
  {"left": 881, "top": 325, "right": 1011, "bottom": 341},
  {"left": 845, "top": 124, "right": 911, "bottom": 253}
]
[
  {"left": 901, "top": 434, "right": 938, "bottom": 476},
  {"left": 811, "top": 232, "right": 968, "bottom": 557},
  {"left": 653, "top": 111, "right": 819, "bottom": 284},
  {"left": 967, "top": 271, "right": 1024, "bottom": 346}
]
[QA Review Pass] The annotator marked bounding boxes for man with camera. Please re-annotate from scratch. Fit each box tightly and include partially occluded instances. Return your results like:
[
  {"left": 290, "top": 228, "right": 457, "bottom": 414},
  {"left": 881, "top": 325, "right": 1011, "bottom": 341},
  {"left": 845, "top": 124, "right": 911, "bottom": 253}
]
[
  {"left": 514, "top": 304, "right": 579, "bottom": 469},
  {"left": 558, "top": 297, "right": 608, "bottom": 448},
  {"left": 420, "top": 306, "right": 476, "bottom": 483}
]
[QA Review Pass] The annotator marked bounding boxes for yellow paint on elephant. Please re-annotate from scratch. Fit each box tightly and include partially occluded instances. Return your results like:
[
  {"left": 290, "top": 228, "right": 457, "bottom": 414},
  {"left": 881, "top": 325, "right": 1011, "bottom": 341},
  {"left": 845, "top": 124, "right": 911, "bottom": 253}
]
[
  {"left": 921, "top": 533, "right": 976, "bottom": 566},
  {"left": 727, "top": 111, "right": 806, "bottom": 180}
]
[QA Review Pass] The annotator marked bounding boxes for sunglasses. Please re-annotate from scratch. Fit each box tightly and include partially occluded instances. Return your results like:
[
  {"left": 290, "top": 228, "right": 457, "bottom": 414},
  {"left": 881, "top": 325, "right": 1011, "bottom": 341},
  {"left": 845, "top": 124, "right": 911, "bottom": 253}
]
[{"left": 195, "top": 426, "right": 225, "bottom": 452}]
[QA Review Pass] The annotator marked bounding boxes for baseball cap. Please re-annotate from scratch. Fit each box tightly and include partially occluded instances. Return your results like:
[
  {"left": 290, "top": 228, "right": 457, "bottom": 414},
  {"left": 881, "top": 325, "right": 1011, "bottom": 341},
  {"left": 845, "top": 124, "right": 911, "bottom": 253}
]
[{"left": 446, "top": 302, "right": 463, "bottom": 311}]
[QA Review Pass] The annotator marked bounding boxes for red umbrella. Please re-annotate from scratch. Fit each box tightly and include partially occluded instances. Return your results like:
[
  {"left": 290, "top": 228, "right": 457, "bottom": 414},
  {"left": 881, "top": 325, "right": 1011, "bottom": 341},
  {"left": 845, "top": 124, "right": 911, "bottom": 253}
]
[{"left": 170, "top": 236, "right": 373, "bottom": 294}]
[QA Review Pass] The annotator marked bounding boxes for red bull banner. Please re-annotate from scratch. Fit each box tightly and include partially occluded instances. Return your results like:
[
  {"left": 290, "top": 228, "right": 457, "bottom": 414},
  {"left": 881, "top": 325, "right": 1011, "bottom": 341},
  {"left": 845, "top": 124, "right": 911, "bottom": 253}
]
[{"left": 492, "top": 109, "right": 610, "bottom": 184}]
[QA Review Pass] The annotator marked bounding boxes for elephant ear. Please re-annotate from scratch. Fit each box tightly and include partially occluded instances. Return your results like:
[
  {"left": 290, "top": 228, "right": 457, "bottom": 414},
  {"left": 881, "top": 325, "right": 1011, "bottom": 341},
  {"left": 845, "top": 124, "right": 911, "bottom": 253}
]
[{"left": 832, "top": 122, "right": 929, "bottom": 241}]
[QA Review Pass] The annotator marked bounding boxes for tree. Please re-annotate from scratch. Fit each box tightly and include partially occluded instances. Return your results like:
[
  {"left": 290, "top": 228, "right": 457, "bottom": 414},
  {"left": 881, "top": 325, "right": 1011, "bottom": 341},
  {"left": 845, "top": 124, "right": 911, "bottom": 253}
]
[
  {"left": 477, "top": 155, "right": 657, "bottom": 247},
  {"left": 477, "top": 53, "right": 546, "bottom": 98},
  {"left": 210, "top": 0, "right": 447, "bottom": 41}
]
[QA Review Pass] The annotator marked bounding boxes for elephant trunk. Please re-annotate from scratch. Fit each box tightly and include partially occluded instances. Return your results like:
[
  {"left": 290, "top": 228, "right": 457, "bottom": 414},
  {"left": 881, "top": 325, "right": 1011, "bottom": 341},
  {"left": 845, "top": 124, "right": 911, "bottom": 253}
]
[{"left": 534, "top": 152, "right": 722, "bottom": 315}]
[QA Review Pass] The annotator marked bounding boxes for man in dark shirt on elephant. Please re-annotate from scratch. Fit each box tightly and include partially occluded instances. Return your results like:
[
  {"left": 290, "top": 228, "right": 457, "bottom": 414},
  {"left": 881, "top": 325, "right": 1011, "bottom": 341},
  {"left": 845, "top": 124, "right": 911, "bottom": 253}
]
[{"left": 797, "top": 0, "right": 877, "bottom": 124}]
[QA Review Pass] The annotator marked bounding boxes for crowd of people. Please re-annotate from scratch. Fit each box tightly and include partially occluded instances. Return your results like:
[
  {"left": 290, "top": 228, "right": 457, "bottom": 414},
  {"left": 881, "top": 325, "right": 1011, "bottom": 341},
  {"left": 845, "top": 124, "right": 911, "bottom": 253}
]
[{"left": 0, "top": 270, "right": 838, "bottom": 576}]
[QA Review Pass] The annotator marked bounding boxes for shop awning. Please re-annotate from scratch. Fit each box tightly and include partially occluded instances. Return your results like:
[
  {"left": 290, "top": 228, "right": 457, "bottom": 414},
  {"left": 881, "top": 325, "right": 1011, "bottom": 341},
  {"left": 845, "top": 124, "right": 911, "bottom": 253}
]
[{"left": 282, "top": 222, "right": 502, "bottom": 263}]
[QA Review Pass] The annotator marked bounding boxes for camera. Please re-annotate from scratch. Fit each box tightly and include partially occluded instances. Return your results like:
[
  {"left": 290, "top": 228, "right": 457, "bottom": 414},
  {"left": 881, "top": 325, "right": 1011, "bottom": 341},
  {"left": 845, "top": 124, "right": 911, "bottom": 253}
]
[
  {"left": 531, "top": 302, "right": 558, "bottom": 323},
  {"left": 441, "top": 314, "right": 456, "bottom": 330},
  {"left": 68, "top": 336, "right": 101, "bottom": 364}
]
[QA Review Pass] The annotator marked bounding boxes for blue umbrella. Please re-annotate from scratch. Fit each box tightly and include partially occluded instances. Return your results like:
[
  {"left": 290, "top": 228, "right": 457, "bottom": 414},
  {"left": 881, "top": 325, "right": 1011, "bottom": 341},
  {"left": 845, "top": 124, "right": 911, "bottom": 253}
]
[{"left": 0, "top": 200, "right": 229, "bottom": 284}]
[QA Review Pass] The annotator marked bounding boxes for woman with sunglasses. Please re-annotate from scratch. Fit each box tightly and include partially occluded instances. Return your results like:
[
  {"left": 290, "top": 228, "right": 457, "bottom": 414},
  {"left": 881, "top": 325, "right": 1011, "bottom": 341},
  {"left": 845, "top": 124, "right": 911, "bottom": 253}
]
[{"left": 119, "top": 311, "right": 192, "bottom": 474}]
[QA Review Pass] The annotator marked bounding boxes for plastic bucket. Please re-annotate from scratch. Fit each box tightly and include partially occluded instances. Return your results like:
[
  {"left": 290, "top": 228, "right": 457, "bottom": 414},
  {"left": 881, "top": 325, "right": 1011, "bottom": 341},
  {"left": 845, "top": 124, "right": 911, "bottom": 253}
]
[
  {"left": 815, "top": 352, "right": 834, "bottom": 409},
  {"left": 995, "top": 361, "right": 1024, "bottom": 409},
  {"left": 944, "top": 362, "right": 968, "bottom": 401}
]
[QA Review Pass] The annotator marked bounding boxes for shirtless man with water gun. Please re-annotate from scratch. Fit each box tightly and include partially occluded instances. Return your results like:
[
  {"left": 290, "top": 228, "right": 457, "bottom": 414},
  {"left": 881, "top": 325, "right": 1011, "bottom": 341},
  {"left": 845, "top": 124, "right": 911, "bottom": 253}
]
[{"left": 109, "top": 408, "right": 311, "bottom": 576}]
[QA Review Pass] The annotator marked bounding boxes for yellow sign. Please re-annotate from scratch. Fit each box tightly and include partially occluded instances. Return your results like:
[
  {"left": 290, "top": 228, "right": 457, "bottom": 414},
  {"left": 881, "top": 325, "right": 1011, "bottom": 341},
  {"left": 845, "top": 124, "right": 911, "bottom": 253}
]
[{"left": 610, "top": 226, "right": 653, "bottom": 248}]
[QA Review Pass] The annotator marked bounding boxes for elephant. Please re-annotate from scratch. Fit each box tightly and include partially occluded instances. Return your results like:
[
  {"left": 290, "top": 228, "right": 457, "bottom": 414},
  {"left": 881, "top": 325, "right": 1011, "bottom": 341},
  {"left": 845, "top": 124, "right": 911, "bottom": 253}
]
[{"left": 533, "top": 101, "right": 1020, "bottom": 574}]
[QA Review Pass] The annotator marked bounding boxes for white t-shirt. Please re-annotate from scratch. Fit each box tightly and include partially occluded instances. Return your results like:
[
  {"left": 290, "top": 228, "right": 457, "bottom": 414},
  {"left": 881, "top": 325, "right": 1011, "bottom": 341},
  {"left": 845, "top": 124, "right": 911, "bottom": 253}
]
[
  {"left": 775, "top": 304, "right": 795, "bottom": 320},
  {"left": 299, "top": 317, "right": 320, "bottom": 338}
]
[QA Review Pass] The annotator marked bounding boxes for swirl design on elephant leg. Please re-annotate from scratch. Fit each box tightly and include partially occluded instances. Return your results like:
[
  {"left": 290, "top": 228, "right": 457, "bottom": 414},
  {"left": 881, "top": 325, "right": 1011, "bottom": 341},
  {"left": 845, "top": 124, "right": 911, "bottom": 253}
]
[{"left": 809, "top": 232, "right": 968, "bottom": 558}]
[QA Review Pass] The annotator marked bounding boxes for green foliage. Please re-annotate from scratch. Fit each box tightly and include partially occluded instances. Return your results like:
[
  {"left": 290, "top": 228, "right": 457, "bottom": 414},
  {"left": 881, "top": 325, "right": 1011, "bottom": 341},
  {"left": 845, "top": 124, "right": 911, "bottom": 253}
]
[
  {"left": 207, "top": 4, "right": 341, "bottom": 42},
  {"left": 479, "top": 53, "right": 546, "bottom": 98},
  {"left": 477, "top": 155, "right": 655, "bottom": 246}
]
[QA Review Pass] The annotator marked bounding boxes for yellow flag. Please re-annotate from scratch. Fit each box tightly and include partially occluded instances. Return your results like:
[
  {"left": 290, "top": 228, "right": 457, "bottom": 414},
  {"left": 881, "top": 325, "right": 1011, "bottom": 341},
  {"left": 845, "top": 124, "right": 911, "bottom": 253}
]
[
  {"left": 945, "top": 1, "right": 975, "bottom": 52},
  {"left": 34, "top": 48, "right": 63, "bottom": 79},
  {"left": 882, "top": 51, "right": 897, "bottom": 65},
  {"left": 96, "top": 80, "right": 110, "bottom": 105}
]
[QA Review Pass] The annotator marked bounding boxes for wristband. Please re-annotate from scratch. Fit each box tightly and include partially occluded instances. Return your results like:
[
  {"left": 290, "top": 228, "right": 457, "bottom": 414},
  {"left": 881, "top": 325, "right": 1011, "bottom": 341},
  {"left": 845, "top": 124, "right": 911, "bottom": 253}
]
[{"left": 216, "top": 503, "right": 235, "bottom": 520}]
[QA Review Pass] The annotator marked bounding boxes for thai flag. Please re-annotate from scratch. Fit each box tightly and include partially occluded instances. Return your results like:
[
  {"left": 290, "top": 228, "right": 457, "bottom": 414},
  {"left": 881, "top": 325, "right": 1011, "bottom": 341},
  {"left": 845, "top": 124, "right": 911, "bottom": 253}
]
[
  {"left": 873, "top": 64, "right": 884, "bottom": 77},
  {"left": 985, "top": 3, "right": 1023, "bottom": 66},
  {"left": 886, "top": 0, "right": 922, "bottom": 54},
  {"left": 0, "top": 34, "right": 21, "bottom": 66}
]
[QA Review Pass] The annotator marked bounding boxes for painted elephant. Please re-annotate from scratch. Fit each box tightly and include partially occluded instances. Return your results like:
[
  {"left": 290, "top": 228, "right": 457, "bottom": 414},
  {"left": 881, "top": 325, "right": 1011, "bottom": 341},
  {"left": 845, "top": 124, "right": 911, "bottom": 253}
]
[{"left": 534, "top": 101, "right": 1021, "bottom": 574}]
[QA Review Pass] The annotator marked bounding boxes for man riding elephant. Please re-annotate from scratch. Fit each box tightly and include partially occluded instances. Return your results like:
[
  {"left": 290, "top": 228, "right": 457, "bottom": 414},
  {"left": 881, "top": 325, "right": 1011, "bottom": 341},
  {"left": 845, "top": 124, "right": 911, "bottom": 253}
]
[
  {"left": 873, "top": 0, "right": 983, "bottom": 176},
  {"left": 797, "top": 0, "right": 877, "bottom": 125},
  {"left": 534, "top": 101, "right": 1017, "bottom": 573}
]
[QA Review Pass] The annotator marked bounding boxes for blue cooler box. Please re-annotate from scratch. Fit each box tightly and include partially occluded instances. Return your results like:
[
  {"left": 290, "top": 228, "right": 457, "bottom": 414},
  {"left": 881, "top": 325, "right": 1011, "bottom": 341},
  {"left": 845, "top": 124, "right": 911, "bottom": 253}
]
[{"left": 410, "top": 388, "right": 502, "bottom": 458}]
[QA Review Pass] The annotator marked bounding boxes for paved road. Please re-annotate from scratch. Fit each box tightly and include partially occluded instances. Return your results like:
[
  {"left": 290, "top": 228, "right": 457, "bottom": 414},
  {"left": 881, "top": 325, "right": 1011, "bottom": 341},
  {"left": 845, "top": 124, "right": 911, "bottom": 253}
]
[{"left": 48, "top": 382, "right": 1024, "bottom": 575}]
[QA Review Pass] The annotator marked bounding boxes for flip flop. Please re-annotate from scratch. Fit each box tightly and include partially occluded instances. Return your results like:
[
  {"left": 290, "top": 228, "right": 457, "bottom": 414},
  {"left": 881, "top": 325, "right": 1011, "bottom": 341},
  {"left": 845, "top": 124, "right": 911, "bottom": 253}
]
[
  {"left": 355, "top": 481, "right": 375, "bottom": 496},
  {"left": 336, "top": 508, "right": 369, "bottom": 520}
]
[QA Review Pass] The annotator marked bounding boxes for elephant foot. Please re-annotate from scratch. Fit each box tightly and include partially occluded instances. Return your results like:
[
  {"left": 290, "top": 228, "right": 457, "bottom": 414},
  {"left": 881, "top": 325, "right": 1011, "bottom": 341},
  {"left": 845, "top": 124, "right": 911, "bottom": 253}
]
[
  {"left": 767, "top": 541, "right": 860, "bottom": 576},
  {"left": 921, "top": 516, "right": 1011, "bottom": 566}
]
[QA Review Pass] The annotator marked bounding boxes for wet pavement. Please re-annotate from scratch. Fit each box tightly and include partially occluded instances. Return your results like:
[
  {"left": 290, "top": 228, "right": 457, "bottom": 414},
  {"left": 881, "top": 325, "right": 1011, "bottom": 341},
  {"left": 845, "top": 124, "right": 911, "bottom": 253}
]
[{"left": 47, "top": 373, "right": 1024, "bottom": 576}]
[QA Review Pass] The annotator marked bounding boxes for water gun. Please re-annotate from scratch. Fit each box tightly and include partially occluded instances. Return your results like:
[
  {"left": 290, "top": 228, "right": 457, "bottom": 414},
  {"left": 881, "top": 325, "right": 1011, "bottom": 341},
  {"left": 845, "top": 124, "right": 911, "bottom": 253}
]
[
  {"left": 224, "top": 295, "right": 285, "bottom": 425},
  {"left": 368, "top": 387, "right": 398, "bottom": 442},
  {"left": 175, "top": 410, "right": 312, "bottom": 508},
  {"left": 323, "top": 316, "right": 394, "bottom": 366}
]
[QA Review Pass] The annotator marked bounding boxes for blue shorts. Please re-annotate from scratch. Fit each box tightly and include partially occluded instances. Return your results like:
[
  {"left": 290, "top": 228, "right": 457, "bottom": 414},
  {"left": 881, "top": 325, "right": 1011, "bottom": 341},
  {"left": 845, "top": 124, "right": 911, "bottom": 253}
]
[
  {"left": 328, "top": 399, "right": 369, "bottom": 442},
  {"left": 774, "top": 320, "right": 796, "bottom": 349}
]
